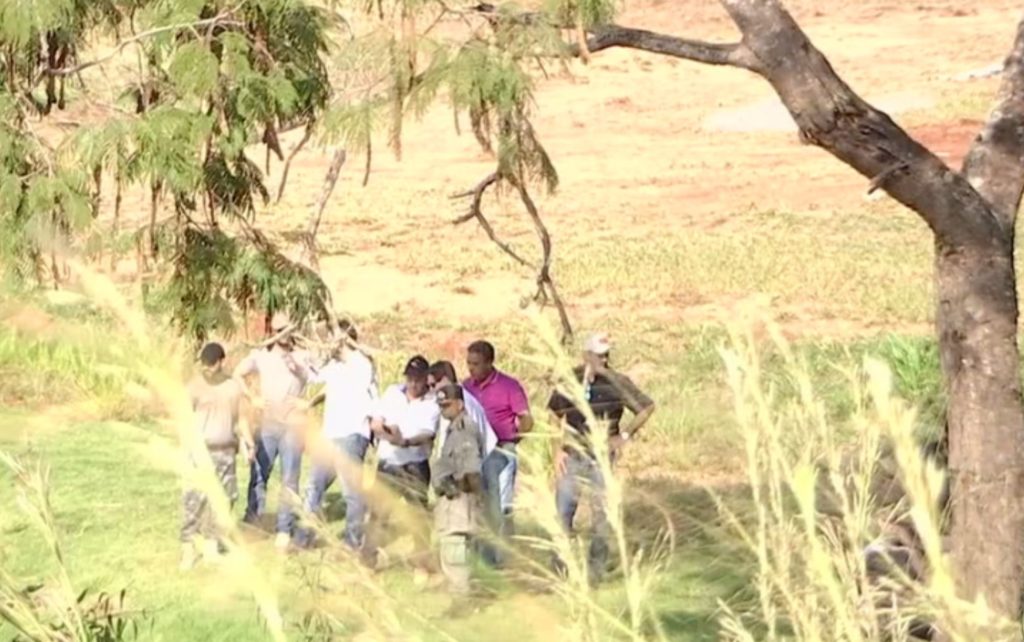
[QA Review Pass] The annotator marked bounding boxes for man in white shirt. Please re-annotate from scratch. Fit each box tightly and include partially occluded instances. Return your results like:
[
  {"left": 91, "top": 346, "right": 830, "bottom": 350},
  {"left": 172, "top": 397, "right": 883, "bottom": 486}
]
[
  {"left": 428, "top": 360, "right": 497, "bottom": 458},
  {"left": 372, "top": 355, "right": 439, "bottom": 498},
  {"left": 233, "top": 311, "right": 318, "bottom": 550},
  {"left": 295, "top": 322, "right": 378, "bottom": 551}
]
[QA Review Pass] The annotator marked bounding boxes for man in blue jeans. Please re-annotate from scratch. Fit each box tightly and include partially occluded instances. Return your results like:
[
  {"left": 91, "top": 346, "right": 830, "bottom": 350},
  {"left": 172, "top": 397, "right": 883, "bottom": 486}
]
[
  {"left": 295, "top": 321, "right": 378, "bottom": 552},
  {"left": 547, "top": 333, "right": 656, "bottom": 586},
  {"left": 464, "top": 341, "right": 533, "bottom": 567},
  {"left": 234, "top": 311, "right": 318, "bottom": 550}
]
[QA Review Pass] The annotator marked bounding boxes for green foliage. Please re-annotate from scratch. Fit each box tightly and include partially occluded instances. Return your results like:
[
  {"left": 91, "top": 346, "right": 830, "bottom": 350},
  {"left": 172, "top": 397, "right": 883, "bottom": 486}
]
[
  {"left": 151, "top": 227, "right": 330, "bottom": 342},
  {"left": 543, "top": 0, "right": 617, "bottom": 29}
]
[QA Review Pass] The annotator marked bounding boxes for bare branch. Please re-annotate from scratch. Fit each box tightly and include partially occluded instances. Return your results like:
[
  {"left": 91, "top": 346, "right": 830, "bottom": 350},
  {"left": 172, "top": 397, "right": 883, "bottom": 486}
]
[
  {"left": 453, "top": 170, "right": 573, "bottom": 343},
  {"left": 962, "top": 15, "right": 1024, "bottom": 229},
  {"left": 582, "top": 25, "right": 760, "bottom": 71},
  {"left": 507, "top": 172, "right": 574, "bottom": 343},
  {"left": 301, "top": 149, "right": 347, "bottom": 271},
  {"left": 276, "top": 124, "right": 314, "bottom": 203},
  {"left": 451, "top": 172, "right": 531, "bottom": 268}
]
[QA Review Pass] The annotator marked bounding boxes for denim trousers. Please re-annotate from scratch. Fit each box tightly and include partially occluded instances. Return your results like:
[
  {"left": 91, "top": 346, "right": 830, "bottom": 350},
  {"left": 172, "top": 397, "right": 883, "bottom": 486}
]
[
  {"left": 244, "top": 428, "right": 303, "bottom": 534},
  {"left": 295, "top": 434, "right": 370, "bottom": 549},
  {"left": 553, "top": 449, "right": 610, "bottom": 585},
  {"left": 480, "top": 445, "right": 517, "bottom": 566}
]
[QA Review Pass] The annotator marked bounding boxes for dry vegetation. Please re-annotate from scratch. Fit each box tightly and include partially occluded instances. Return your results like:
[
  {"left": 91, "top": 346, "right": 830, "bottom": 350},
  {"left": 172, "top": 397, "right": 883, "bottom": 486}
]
[{"left": 3, "top": 0, "right": 1024, "bottom": 640}]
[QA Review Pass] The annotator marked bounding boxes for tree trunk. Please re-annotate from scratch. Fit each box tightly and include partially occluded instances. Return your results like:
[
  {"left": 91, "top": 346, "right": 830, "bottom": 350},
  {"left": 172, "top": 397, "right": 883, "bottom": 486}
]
[
  {"left": 937, "top": 239, "right": 1024, "bottom": 622},
  {"left": 569, "top": 0, "right": 1024, "bottom": 625}
]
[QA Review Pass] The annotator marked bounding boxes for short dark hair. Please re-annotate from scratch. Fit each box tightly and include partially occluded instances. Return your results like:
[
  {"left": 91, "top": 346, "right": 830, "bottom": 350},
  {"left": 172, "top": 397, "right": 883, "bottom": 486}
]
[
  {"left": 199, "top": 342, "right": 226, "bottom": 367},
  {"left": 429, "top": 360, "right": 458, "bottom": 383},
  {"left": 337, "top": 319, "right": 358, "bottom": 341},
  {"left": 467, "top": 340, "right": 495, "bottom": 363}
]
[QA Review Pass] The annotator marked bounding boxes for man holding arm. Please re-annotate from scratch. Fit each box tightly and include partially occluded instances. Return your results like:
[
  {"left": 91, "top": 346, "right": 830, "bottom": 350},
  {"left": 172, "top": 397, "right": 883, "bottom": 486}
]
[
  {"left": 234, "top": 311, "right": 317, "bottom": 550},
  {"left": 295, "top": 321, "right": 378, "bottom": 551},
  {"left": 366, "top": 355, "right": 439, "bottom": 559},
  {"left": 547, "top": 333, "right": 656, "bottom": 586}
]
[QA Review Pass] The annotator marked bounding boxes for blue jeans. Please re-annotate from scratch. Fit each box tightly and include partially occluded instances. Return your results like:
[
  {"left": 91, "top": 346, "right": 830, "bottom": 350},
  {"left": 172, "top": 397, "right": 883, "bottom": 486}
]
[
  {"left": 553, "top": 449, "right": 610, "bottom": 585},
  {"left": 295, "top": 434, "right": 370, "bottom": 549},
  {"left": 481, "top": 445, "right": 517, "bottom": 566},
  {"left": 244, "top": 429, "right": 303, "bottom": 535}
]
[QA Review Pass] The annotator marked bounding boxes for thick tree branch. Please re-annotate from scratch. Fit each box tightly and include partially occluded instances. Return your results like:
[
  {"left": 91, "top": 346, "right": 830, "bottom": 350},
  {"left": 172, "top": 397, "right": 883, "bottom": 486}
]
[
  {"left": 571, "top": 0, "right": 1005, "bottom": 250},
  {"left": 962, "top": 15, "right": 1024, "bottom": 230},
  {"left": 583, "top": 26, "right": 760, "bottom": 72}
]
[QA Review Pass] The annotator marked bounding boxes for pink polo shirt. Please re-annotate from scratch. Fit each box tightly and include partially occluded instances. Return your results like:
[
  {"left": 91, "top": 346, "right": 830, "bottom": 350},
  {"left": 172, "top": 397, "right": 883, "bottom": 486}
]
[{"left": 463, "top": 369, "right": 530, "bottom": 442}]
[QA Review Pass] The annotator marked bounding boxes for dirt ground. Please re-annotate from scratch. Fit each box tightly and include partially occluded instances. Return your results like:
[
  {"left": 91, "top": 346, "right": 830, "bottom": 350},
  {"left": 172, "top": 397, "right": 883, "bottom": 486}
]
[{"left": 77, "top": 0, "right": 1022, "bottom": 340}]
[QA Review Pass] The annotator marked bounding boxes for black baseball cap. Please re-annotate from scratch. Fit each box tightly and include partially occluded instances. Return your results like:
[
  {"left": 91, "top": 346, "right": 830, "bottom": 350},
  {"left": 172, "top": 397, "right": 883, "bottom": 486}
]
[
  {"left": 404, "top": 355, "right": 430, "bottom": 377},
  {"left": 436, "top": 384, "right": 464, "bottom": 405},
  {"left": 199, "top": 342, "right": 226, "bottom": 366}
]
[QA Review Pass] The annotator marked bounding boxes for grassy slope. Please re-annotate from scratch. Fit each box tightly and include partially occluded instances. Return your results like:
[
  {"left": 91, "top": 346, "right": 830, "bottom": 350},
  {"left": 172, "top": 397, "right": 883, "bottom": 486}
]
[{"left": 0, "top": 295, "right": 943, "bottom": 640}]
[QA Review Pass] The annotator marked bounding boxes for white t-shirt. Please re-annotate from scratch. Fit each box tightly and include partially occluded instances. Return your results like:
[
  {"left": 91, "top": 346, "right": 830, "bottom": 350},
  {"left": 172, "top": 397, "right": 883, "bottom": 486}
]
[
  {"left": 438, "top": 390, "right": 497, "bottom": 457},
  {"left": 311, "top": 352, "right": 378, "bottom": 440},
  {"left": 374, "top": 384, "right": 440, "bottom": 465}
]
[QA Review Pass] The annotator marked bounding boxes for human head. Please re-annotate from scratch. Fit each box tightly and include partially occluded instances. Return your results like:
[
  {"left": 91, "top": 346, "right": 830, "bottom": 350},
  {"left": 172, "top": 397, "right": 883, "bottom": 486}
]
[
  {"left": 428, "top": 360, "right": 459, "bottom": 390},
  {"left": 269, "top": 310, "right": 294, "bottom": 349},
  {"left": 333, "top": 319, "right": 359, "bottom": 358},
  {"left": 199, "top": 342, "right": 226, "bottom": 373},
  {"left": 583, "top": 332, "right": 611, "bottom": 369},
  {"left": 404, "top": 355, "right": 431, "bottom": 398},
  {"left": 337, "top": 319, "right": 358, "bottom": 342},
  {"left": 436, "top": 383, "right": 465, "bottom": 421},
  {"left": 466, "top": 340, "right": 496, "bottom": 383}
]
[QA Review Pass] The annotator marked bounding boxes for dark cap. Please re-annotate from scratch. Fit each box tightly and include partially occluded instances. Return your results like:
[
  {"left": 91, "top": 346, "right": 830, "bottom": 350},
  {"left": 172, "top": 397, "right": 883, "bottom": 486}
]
[
  {"left": 436, "top": 384, "right": 464, "bottom": 405},
  {"left": 404, "top": 355, "right": 430, "bottom": 378},
  {"left": 199, "top": 342, "right": 226, "bottom": 366}
]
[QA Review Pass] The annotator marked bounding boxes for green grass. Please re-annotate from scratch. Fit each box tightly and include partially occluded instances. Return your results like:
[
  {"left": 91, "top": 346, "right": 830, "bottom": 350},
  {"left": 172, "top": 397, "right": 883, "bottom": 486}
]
[{"left": 0, "top": 282, "right": 954, "bottom": 640}]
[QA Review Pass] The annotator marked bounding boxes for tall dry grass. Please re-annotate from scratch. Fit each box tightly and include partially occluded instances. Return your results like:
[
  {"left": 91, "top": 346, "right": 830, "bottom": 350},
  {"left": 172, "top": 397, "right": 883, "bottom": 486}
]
[
  {"left": 4, "top": 264, "right": 1020, "bottom": 641},
  {"left": 715, "top": 322, "right": 1019, "bottom": 642}
]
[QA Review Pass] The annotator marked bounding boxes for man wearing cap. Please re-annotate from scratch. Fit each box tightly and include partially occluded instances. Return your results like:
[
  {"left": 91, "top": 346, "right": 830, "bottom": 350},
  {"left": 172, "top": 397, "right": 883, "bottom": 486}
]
[
  {"left": 181, "top": 342, "right": 254, "bottom": 570},
  {"left": 463, "top": 340, "right": 533, "bottom": 567},
  {"left": 295, "top": 320, "right": 378, "bottom": 551},
  {"left": 366, "top": 355, "right": 440, "bottom": 556},
  {"left": 431, "top": 384, "right": 485, "bottom": 596},
  {"left": 547, "top": 332, "right": 656, "bottom": 586},
  {"left": 233, "top": 310, "right": 318, "bottom": 550}
]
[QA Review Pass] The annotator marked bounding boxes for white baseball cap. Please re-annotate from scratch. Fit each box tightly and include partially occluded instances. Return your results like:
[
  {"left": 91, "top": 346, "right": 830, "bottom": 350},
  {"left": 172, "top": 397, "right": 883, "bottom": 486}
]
[{"left": 584, "top": 332, "right": 611, "bottom": 355}]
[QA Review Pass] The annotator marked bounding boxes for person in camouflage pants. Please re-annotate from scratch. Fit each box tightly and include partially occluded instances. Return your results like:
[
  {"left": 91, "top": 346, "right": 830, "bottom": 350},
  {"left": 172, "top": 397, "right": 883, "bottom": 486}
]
[
  {"left": 431, "top": 384, "right": 485, "bottom": 596},
  {"left": 181, "top": 448, "right": 240, "bottom": 546},
  {"left": 181, "top": 342, "right": 253, "bottom": 570}
]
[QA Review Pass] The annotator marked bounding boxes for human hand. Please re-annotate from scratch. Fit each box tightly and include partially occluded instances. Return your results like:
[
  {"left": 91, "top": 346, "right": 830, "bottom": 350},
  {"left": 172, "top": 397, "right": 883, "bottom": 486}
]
[
  {"left": 608, "top": 434, "right": 626, "bottom": 455},
  {"left": 554, "top": 449, "right": 568, "bottom": 477},
  {"left": 242, "top": 441, "right": 256, "bottom": 463}
]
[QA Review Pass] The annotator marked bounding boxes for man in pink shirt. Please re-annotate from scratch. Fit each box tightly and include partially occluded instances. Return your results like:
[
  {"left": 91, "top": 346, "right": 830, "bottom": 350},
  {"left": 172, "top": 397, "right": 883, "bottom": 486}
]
[{"left": 464, "top": 340, "right": 533, "bottom": 567}]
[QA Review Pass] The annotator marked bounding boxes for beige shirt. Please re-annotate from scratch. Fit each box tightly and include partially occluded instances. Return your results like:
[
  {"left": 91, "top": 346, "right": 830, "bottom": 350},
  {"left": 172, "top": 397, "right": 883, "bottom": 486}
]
[
  {"left": 187, "top": 373, "right": 243, "bottom": 449},
  {"left": 234, "top": 346, "right": 317, "bottom": 431}
]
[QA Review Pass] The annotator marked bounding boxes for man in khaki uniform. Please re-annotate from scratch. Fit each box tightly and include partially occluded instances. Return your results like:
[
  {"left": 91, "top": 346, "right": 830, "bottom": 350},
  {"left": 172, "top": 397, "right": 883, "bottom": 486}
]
[
  {"left": 181, "top": 342, "right": 254, "bottom": 570},
  {"left": 431, "top": 384, "right": 484, "bottom": 595}
]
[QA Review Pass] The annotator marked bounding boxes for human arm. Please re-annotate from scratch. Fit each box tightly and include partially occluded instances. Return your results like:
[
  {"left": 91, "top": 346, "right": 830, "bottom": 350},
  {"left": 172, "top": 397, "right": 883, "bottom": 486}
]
[
  {"left": 232, "top": 351, "right": 263, "bottom": 409},
  {"left": 616, "top": 374, "right": 656, "bottom": 439},
  {"left": 547, "top": 390, "right": 570, "bottom": 476},
  {"left": 509, "top": 380, "right": 534, "bottom": 434}
]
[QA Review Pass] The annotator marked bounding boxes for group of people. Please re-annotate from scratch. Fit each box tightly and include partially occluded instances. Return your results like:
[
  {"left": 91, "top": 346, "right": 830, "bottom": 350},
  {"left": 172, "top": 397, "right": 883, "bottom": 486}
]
[{"left": 181, "top": 312, "right": 656, "bottom": 593}]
